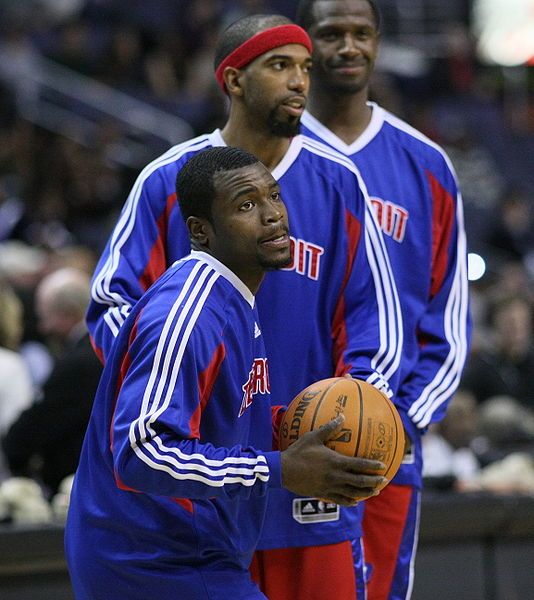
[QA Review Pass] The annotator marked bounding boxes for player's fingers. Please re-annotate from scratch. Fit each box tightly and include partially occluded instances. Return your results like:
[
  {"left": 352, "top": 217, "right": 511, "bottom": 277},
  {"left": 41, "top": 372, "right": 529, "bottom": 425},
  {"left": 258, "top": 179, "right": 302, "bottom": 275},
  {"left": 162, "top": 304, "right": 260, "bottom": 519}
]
[
  {"left": 329, "top": 453, "right": 385, "bottom": 473},
  {"left": 333, "top": 472, "right": 386, "bottom": 495},
  {"left": 313, "top": 414, "right": 345, "bottom": 443},
  {"left": 343, "top": 456, "right": 386, "bottom": 473}
]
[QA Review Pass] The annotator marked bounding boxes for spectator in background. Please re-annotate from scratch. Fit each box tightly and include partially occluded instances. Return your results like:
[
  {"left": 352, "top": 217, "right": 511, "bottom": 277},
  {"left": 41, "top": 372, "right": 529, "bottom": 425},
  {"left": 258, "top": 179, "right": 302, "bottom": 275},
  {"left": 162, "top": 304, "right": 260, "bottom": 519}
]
[
  {"left": 475, "top": 395, "right": 534, "bottom": 467},
  {"left": 486, "top": 188, "right": 534, "bottom": 265},
  {"left": 2, "top": 267, "right": 102, "bottom": 497},
  {"left": 422, "top": 389, "right": 481, "bottom": 490},
  {"left": 461, "top": 294, "right": 534, "bottom": 411},
  {"left": 438, "top": 114, "right": 506, "bottom": 244},
  {"left": 0, "top": 280, "right": 33, "bottom": 482},
  {"left": 423, "top": 391, "right": 534, "bottom": 495},
  {"left": 463, "top": 396, "right": 534, "bottom": 495}
]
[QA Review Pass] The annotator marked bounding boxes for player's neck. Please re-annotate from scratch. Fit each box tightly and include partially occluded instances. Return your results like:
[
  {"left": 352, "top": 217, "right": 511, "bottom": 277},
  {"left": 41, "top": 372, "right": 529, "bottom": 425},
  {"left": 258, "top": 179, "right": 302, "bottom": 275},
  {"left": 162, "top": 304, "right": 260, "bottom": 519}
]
[
  {"left": 195, "top": 244, "right": 264, "bottom": 294},
  {"left": 307, "top": 88, "right": 372, "bottom": 145},
  {"left": 221, "top": 114, "right": 292, "bottom": 172}
]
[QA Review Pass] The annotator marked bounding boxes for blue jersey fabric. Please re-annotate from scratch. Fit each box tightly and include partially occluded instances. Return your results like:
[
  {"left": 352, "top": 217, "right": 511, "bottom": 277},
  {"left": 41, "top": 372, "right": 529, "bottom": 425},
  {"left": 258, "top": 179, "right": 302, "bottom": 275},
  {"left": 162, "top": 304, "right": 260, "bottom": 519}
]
[
  {"left": 301, "top": 104, "right": 471, "bottom": 488},
  {"left": 66, "top": 252, "right": 278, "bottom": 598},
  {"left": 86, "top": 130, "right": 403, "bottom": 549}
]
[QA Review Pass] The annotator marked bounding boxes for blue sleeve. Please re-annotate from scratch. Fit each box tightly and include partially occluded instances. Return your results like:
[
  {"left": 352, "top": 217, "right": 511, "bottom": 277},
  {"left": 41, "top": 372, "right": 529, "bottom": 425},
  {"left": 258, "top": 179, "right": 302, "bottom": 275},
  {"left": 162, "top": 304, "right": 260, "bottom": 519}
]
[
  {"left": 337, "top": 170, "right": 404, "bottom": 399},
  {"left": 86, "top": 164, "right": 185, "bottom": 363},
  {"left": 402, "top": 169, "right": 471, "bottom": 437},
  {"left": 110, "top": 286, "right": 281, "bottom": 500}
]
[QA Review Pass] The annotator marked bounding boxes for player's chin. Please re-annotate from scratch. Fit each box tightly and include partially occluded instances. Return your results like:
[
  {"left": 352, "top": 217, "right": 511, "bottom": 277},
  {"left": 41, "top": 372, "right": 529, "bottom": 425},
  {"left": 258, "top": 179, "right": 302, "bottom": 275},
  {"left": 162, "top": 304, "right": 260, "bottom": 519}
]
[
  {"left": 269, "top": 116, "right": 301, "bottom": 138},
  {"left": 260, "top": 249, "right": 292, "bottom": 271},
  {"left": 327, "top": 77, "right": 367, "bottom": 95}
]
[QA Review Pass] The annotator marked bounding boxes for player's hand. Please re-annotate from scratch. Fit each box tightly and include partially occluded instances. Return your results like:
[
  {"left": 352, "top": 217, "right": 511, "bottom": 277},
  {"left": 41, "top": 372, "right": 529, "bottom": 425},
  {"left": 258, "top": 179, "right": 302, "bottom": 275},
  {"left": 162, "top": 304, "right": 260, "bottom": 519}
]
[{"left": 280, "top": 415, "right": 387, "bottom": 506}]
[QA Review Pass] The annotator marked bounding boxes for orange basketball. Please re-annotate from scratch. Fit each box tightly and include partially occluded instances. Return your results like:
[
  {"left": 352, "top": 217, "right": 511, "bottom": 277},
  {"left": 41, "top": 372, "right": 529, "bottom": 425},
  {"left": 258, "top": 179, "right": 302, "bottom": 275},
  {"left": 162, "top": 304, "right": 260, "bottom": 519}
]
[{"left": 279, "top": 377, "right": 405, "bottom": 489}]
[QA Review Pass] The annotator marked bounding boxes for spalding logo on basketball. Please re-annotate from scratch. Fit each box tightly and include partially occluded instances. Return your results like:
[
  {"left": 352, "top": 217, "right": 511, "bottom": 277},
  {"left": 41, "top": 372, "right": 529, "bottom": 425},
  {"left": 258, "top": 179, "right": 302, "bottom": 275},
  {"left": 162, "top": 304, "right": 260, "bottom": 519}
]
[{"left": 279, "top": 377, "right": 405, "bottom": 488}]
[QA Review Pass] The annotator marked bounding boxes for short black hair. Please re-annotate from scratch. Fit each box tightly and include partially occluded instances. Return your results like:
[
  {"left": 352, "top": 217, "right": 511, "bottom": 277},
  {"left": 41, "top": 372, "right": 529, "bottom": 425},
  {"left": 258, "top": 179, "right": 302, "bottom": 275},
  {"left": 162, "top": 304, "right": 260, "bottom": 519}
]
[
  {"left": 214, "top": 14, "right": 292, "bottom": 72},
  {"left": 177, "top": 146, "right": 260, "bottom": 223},
  {"left": 295, "top": 0, "right": 381, "bottom": 33}
]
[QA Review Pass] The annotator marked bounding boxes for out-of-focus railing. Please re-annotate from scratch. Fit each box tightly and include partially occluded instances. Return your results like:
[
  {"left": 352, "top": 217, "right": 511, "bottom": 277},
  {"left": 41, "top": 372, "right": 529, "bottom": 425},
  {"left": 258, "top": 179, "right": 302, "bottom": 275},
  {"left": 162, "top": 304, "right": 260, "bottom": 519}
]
[{"left": 0, "top": 44, "right": 194, "bottom": 168}]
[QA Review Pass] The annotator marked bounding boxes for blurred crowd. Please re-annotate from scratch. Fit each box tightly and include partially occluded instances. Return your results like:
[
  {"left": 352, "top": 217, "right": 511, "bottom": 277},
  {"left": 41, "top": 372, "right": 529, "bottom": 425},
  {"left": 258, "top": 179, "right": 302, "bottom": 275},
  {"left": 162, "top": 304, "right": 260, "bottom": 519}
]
[{"left": 0, "top": 0, "right": 533, "bottom": 523}]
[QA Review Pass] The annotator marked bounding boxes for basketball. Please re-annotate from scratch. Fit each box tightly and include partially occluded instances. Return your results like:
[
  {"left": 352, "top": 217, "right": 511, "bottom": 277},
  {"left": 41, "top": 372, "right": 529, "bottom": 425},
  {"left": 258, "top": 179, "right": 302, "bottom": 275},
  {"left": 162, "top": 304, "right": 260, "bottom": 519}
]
[{"left": 279, "top": 377, "right": 405, "bottom": 488}]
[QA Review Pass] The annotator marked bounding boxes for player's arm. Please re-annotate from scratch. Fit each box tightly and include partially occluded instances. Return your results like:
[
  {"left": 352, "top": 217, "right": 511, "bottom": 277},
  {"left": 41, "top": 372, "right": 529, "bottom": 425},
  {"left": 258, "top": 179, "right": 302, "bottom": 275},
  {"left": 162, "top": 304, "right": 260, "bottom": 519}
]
[
  {"left": 111, "top": 293, "right": 282, "bottom": 501},
  {"left": 400, "top": 169, "right": 471, "bottom": 440},
  {"left": 335, "top": 170, "right": 403, "bottom": 399},
  {"left": 86, "top": 167, "right": 181, "bottom": 363}
]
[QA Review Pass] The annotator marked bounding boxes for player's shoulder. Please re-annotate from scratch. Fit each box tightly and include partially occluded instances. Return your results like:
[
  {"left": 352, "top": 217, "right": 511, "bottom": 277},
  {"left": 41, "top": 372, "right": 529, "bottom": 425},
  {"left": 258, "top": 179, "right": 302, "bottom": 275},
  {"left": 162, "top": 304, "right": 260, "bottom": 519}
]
[
  {"left": 137, "top": 255, "right": 231, "bottom": 325},
  {"left": 137, "top": 132, "right": 216, "bottom": 185},
  {"left": 296, "top": 134, "right": 366, "bottom": 197},
  {"left": 298, "top": 134, "right": 360, "bottom": 175},
  {"left": 380, "top": 108, "right": 455, "bottom": 174},
  {"left": 158, "top": 253, "right": 250, "bottom": 317}
]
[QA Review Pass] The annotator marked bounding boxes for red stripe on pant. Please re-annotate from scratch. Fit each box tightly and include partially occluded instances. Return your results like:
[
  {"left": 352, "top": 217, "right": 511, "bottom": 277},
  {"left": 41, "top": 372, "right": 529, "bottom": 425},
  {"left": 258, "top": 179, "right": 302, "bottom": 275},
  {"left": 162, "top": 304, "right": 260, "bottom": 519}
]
[
  {"left": 250, "top": 541, "right": 358, "bottom": 600},
  {"left": 362, "top": 483, "right": 414, "bottom": 600}
]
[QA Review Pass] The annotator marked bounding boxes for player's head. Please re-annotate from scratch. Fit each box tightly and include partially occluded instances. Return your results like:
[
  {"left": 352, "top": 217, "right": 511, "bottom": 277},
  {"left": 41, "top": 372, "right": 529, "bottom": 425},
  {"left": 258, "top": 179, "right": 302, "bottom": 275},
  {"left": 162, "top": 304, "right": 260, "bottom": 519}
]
[
  {"left": 214, "top": 14, "right": 313, "bottom": 138},
  {"left": 295, "top": 0, "right": 380, "bottom": 96},
  {"left": 177, "top": 147, "right": 291, "bottom": 288}
]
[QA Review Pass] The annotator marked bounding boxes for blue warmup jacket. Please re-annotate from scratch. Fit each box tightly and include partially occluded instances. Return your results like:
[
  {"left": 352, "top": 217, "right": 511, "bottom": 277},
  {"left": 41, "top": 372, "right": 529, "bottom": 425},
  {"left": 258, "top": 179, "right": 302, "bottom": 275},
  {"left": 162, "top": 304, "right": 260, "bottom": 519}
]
[
  {"left": 86, "top": 130, "right": 403, "bottom": 550},
  {"left": 66, "top": 252, "right": 278, "bottom": 599},
  {"left": 302, "top": 104, "right": 471, "bottom": 488}
]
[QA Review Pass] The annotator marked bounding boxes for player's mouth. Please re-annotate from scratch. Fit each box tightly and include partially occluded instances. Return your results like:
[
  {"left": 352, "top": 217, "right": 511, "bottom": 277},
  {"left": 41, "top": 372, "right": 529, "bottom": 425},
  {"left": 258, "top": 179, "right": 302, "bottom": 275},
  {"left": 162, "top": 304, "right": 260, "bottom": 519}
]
[
  {"left": 259, "top": 230, "right": 290, "bottom": 249},
  {"left": 330, "top": 61, "right": 367, "bottom": 76},
  {"left": 281, "top": 96, "right": 306, "bottom": 117}
]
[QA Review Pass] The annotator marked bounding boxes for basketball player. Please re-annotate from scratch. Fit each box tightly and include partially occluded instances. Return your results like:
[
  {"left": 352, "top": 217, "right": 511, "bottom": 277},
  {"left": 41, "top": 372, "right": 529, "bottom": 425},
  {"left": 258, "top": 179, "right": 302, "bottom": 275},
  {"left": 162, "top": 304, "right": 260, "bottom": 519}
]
[
  {"left": 296, "top": 1, "right": 471, "bottom": 598},
  {"left": 86, "top": 14, "right": 403, "bottom": 599},
  {"left": 66, "top": 147, "right": 388, "bottom": 599}
]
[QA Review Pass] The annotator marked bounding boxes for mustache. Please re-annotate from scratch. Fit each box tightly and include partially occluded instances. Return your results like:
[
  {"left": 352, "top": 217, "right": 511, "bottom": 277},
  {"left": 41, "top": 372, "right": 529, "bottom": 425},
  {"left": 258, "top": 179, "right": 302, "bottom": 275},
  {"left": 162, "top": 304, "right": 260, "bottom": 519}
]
[
  {"left": 259, "top": 225, "right": 290, "bottom": 243},
  {"left": 280, "top": 94, "right": 307, "bottom": 107}
]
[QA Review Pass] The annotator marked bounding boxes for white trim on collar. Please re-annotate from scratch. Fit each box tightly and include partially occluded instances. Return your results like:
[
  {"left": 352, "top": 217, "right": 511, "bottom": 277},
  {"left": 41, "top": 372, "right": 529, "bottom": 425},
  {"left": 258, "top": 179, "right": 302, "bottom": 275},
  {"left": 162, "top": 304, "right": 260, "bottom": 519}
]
[
  {"left": 208, "top": 129, "right": 303, "bottom": 180},
  {"left": 208, "top": 129, "right": 226, "bottom": 148},
  {"left": 190, "top": 250, "right": 255, "bottom": 308},
  {"left": 301, "top": 102, "right": 385, "bottom": 154}
]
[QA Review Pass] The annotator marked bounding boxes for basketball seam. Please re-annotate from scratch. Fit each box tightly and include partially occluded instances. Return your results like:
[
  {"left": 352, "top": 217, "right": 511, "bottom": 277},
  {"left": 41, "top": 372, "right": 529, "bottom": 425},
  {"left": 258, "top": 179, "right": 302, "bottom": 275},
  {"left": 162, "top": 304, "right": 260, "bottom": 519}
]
[
  {"left": 354, "top": 380, "right": 364, "bottom": 458},
  {"left": 310, "top": 378, "right": 342, "bottom": 432}
]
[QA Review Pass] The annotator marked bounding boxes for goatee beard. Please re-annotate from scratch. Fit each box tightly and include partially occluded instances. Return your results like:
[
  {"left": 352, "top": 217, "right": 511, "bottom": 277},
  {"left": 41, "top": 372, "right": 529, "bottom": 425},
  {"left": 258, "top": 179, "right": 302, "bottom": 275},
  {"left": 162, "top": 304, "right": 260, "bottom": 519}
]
[{"left": 267, "top": 109, "right": 300, "bottom": 138}]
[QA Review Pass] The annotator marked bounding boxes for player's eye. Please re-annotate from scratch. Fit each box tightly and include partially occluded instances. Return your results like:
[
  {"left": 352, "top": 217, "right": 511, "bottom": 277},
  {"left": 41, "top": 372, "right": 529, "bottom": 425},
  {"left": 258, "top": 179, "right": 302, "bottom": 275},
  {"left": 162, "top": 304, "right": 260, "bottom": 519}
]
[
  {"left": 318, "top": 30, "right": 340, "bottom": 42},
  {"left": 272, "top": 60, "right": 287, "bottom": 71},
  {"left": 356, "top": 28, "right": 373, "bottom": 40},
  {"left": 271, "top": 191, "right": 281, "bottom": 201},
  {"left": 240, "top": 200, "right": 254, "bottom": 211}
]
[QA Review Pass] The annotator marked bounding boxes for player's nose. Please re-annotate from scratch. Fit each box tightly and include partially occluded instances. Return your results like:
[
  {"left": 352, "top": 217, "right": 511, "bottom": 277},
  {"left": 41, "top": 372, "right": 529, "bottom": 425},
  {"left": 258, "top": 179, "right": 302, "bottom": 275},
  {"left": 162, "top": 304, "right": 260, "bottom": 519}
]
[
  {"left": 339, "top": 33, "right": 360, "bottom": 57},
  {"left": 262, "top": 200, "right": 284, "bottom": 224},
  {"left": 288, "top": 67, "right": 307, "bottom": 92}
]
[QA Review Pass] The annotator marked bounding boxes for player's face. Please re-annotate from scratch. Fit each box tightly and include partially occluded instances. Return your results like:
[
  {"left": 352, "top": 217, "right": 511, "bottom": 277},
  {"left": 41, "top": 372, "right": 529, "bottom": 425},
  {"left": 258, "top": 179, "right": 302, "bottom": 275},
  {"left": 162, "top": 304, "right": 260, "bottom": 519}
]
[
  {"left": 208, "top": 162, "right": 290, "bottom": 290},
  {"left": 307, "top": 0, "right": 379, "bottom": 95},
  {"left": 242, "top": 44, "right": 312, "bottom": 137}
]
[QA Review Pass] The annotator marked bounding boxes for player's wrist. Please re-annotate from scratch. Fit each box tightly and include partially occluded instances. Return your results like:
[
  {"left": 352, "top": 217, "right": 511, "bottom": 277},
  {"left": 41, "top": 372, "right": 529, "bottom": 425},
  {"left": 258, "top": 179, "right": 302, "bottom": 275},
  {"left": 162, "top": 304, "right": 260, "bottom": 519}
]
[{"left": 263, "top": 450, "right": 283, "bottom": 489}]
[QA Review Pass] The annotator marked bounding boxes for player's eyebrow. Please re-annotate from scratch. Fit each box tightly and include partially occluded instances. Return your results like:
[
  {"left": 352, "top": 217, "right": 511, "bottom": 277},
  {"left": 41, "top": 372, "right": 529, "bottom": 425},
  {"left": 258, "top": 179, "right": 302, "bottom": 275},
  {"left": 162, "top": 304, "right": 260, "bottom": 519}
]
[
  {"left": 228, "top": 184, "right": 259, "bottom": 203},
  {"left": 264, "top": 53, "right": 312, "bottom": 66},
  {"left": 229, "top": 180, "right": 279, "bottom": 203}
]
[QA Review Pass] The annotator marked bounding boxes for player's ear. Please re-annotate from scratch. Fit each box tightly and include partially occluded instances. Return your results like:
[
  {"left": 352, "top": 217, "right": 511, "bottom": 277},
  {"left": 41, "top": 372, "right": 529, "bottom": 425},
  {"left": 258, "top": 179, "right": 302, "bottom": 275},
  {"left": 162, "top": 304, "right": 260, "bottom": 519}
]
[
  {"left": 223, "top": 67, "right": 244, "bottom": 96},
  {"left": 187, "top": 216, "right": 212, "bottom": 249}
]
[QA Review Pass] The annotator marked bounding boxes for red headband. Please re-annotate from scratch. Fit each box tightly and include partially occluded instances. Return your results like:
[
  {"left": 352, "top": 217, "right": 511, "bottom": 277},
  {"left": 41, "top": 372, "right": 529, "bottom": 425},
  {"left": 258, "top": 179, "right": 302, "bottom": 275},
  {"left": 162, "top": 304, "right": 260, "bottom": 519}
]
[{"left": 215, "top": 24, "right": 313, "bottom": 92}]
